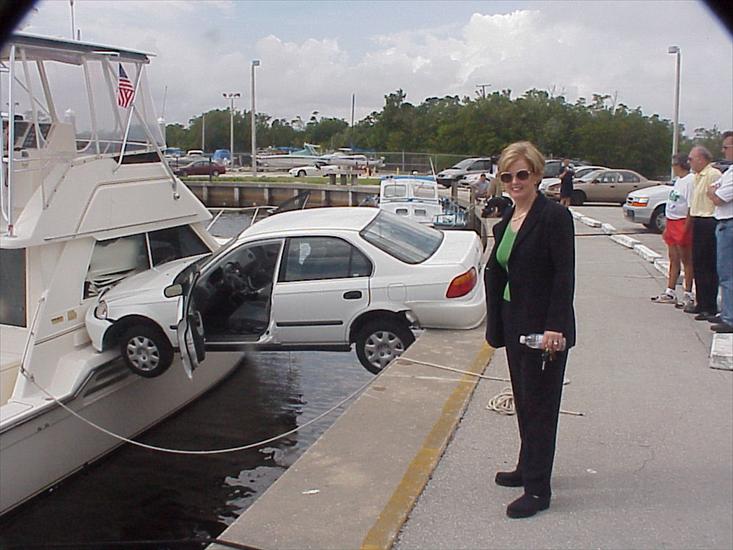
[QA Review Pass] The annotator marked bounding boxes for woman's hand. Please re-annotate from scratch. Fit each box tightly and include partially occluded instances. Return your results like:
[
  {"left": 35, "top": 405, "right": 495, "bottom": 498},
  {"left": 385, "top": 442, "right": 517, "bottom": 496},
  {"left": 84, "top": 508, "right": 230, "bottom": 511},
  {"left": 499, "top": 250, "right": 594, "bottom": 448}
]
[{"left": 542, "top": 330, "right": 565, "bottom": 352}]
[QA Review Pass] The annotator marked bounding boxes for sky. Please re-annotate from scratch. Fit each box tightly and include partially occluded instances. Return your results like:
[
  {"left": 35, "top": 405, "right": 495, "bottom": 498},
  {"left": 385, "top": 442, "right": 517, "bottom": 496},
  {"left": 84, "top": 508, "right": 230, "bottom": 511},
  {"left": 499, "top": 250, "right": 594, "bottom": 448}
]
[{"left": 15, "top": 0, "right": 733, "bottom": 136}]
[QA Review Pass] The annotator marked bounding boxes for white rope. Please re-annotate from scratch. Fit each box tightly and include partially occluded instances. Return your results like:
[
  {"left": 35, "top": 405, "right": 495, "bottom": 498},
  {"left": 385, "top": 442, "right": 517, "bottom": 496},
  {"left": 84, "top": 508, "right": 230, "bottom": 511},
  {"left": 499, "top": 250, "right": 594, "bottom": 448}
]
[
  {"left": 19, "top": 349, "right": 581, "bottom": 457},
  {"left": 21, "top": 369, "right": 377, "bottom": 455},
  {"left": 486, "top": 386, "right": 516, "bottom": 415}
]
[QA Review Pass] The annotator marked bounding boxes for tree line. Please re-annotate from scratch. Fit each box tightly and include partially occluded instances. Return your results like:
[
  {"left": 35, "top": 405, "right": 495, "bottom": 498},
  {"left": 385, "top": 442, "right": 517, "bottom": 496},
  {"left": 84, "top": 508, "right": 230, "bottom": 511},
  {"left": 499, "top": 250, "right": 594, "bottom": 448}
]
[{"left": 166, "top": 88, "right": 725, "bottom": 178}]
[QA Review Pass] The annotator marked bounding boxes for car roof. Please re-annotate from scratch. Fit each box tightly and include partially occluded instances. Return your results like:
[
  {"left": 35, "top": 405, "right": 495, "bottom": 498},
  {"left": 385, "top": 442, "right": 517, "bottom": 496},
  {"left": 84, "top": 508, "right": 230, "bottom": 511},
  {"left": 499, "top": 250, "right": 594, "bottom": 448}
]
[{"left": 242, "top": 207, "right": 379, "bottom": 238}]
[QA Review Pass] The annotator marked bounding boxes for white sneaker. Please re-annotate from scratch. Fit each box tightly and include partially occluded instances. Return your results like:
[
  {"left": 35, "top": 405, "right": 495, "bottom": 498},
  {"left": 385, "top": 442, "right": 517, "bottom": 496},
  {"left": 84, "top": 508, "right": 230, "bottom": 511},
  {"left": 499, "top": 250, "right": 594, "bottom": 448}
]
[{"left": 651, "top": 293, "right": 677, "bottom": 304}]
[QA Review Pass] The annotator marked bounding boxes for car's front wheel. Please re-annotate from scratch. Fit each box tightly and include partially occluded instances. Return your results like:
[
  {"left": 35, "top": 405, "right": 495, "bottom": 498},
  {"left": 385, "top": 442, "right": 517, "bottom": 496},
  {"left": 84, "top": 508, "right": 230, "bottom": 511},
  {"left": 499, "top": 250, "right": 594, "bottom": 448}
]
[
  {"left": 355, "top": 319, "right": 415, "bottom": 374},
  {"left": 297, "top": 169, "right": 306, "bottom": 177},
  {"left": 645, "top": 206, "right": 666, "bottom": 234},
  {"left": 119, "top": 324, "right": 174, "bottom": 378},
  {"left": 212, "top": 170, "right": 219, "bottom": 177}
]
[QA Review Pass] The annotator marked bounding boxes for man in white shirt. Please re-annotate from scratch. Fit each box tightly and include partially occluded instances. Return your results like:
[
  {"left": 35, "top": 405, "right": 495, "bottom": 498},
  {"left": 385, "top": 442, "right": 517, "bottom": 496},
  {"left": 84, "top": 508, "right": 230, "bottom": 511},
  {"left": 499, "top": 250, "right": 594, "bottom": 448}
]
[{"left": 707, "top": 131, "right": 733, "bottom": 333}]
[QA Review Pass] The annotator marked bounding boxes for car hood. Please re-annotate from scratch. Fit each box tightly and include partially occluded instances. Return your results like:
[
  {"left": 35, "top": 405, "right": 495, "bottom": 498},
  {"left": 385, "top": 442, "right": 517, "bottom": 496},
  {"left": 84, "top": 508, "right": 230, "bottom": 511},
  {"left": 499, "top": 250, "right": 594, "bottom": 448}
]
[
  {"left": 101, "top": 256, "right": 203, "bottom": 303},
  {"left": 627, "top": 184, "right": 672, "bottom": 199}
]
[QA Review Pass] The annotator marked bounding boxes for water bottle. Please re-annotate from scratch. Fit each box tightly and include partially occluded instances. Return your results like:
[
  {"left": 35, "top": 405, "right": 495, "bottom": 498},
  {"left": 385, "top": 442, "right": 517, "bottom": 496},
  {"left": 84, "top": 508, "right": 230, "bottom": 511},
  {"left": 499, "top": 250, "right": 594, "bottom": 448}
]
[{"left": 519, "top": 333, "right": 566, "bottom": 351}]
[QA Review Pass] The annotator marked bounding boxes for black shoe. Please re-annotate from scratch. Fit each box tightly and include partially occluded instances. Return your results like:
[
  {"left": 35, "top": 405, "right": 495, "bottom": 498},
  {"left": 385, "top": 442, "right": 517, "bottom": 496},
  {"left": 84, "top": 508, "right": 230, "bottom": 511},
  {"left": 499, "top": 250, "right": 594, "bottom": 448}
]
[
  {"left": 694, "top": 312, "right": 715, "bottom": 321},
  {"left": 495, "top": 470, "right": 523, "bottom": 487},
  {"left": 707, "top": 314, "right": 723, "bottom": 324},
  {"left": 711, "top": 323, "right": 733, "bottom": 334},
  {"left": 506, "top": 493, "right": 551, "bottom": 519},
  {"left": 683, "top": 303, "right": 701, "bottom": 314}
]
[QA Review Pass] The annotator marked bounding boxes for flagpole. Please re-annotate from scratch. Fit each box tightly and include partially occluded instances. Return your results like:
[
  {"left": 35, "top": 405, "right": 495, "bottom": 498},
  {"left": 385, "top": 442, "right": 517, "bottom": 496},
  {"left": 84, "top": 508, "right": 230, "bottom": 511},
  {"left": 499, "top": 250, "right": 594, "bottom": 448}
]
[{"left": 116, "top": 63, "right": 144, "bottom": 171}]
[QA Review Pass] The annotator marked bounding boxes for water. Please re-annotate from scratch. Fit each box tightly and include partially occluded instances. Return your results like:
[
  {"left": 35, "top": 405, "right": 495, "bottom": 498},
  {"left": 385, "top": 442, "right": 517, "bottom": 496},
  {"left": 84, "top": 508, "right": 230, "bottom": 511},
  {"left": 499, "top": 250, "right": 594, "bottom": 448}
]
[{"left": 0, "top": 351, "right": 372, "bottom": 549}]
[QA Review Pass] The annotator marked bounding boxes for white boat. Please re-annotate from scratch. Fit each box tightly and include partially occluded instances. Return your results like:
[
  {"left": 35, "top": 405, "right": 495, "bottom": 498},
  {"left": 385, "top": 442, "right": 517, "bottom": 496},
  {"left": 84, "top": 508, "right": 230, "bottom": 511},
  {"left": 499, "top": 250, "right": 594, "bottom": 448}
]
[
  {"left": 256, "top": 143, "right": 322, "bottom": 169},
  {"left": 378, "top": 177, "right": 442, "bottom": 225},
  {"left": 321, "top": 149, "right": 384, "bottom": 169},
  {"left": 0, "top": 33, "right": 241, "bottom": 516}
]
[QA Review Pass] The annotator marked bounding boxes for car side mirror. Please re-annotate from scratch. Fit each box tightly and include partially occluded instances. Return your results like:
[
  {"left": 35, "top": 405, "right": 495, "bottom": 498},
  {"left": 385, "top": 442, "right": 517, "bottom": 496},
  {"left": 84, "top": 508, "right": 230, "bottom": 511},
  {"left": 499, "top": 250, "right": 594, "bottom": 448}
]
[{"left": 164, "top": 284, "right": 183, "bottom": 298}]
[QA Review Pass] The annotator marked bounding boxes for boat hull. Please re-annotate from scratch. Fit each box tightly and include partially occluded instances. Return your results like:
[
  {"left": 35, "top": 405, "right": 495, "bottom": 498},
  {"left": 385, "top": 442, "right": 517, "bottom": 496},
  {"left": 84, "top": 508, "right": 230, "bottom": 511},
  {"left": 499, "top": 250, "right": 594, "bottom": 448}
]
[{"left": 0, "top": 351, "right": 242, "bottom": 516}]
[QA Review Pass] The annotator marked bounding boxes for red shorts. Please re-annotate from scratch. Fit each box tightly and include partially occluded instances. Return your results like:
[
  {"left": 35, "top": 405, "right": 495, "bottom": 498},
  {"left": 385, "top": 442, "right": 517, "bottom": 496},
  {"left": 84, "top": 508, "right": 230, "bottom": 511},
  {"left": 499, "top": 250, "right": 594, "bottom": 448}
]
[{"left": 663, "top": 218, "right": 692, "bottom": 247}]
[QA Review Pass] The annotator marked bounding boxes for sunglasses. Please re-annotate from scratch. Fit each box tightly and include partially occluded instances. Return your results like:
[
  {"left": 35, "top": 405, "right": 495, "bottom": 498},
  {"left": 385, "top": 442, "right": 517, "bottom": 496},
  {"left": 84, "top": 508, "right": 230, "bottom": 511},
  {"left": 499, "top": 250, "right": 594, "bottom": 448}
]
[{"left": 499, "top": 169, "right": 532, "bottom": 184}]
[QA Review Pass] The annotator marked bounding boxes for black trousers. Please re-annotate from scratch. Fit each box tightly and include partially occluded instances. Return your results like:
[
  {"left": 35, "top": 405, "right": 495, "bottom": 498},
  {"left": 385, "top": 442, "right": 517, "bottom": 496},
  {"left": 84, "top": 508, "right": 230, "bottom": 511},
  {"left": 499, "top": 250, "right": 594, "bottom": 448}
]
[
  {"left": 502, "top": 301, "right": 568, "bottom": 497},
  {"left": 692, "top": 216, "right": 719, "bottom": 313}
]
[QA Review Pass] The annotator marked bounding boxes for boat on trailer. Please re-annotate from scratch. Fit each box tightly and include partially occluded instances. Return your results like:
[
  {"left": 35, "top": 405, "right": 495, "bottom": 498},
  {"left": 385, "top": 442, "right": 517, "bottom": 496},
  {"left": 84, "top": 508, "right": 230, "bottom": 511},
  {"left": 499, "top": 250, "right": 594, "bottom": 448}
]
[{"left": 0, "top": 33, "right": 241, "bottom": 516}]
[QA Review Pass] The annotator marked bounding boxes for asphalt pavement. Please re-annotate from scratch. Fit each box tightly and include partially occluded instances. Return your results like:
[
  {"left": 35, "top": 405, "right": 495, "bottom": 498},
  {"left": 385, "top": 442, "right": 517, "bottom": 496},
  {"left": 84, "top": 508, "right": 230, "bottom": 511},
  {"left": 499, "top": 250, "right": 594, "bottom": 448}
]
[{"left": 395, "top": 209, "right": 733, "bottom": 549}]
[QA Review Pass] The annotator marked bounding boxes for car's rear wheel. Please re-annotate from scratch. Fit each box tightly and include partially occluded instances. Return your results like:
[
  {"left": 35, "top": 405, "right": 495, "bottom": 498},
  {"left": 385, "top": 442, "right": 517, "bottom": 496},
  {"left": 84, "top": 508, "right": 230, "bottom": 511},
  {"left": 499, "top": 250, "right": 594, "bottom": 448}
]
[
  {"left": 570, "top": 190, "right": 586, "bottom": 206},
  {"left": 119, "top": 324, "right": 174, "bottom": 378},
  {"left": 297, "top": 169, "right": 306, "bottom": 177},
  {"left": 355, "top": 319, "right": 415, "bottom": 374},
  {"left": 646, "top": 206, "right": 666, "bottom": 234},
  {"left": 212, "top": 170, "right": 219, "bottom": 177}
]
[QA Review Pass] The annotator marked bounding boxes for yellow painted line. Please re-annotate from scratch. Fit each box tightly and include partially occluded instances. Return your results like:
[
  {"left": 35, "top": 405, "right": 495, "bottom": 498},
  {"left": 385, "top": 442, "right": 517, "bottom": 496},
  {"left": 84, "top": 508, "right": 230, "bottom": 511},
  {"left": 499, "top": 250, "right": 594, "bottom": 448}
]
[{"left": 361, "top": 343, "right": 496, "bottom": 550}]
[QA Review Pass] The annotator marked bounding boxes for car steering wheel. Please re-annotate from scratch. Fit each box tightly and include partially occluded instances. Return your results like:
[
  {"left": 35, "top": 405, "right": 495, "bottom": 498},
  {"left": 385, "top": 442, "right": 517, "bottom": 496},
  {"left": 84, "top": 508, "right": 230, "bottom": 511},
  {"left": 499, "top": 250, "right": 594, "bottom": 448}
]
[{"left": 220, "top": 261, "right": 251, "bottom": 293}]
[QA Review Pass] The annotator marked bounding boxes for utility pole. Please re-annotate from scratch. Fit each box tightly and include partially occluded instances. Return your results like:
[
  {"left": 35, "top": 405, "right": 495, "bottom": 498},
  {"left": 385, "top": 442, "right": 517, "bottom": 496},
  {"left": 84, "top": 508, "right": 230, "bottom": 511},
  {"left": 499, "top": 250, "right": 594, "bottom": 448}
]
[
  {"left": 69, "top": 1, "right": 76, "bottom": 40},
  {"left": 251, "top": 60, "right": 260, "bottom": 176},
  {"left": 350, "top": 93, "right": 355, "bottom": 149},
  {"left": 223, "top": 92, "right": 240, "bottom": 165},
  {"left": 476, "top": 83, "right": 491, "bottom": 99},
  {"left": 201, "top": 113, "right": 206, "bottom": 151}
]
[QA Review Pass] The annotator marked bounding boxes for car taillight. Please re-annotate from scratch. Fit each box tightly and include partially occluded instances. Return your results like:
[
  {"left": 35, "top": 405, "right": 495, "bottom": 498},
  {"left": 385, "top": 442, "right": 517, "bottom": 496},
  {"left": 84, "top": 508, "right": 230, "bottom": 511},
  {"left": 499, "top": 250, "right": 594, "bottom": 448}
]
[{"left": 446, "top": 267, "right": 477, "bottom": 298}]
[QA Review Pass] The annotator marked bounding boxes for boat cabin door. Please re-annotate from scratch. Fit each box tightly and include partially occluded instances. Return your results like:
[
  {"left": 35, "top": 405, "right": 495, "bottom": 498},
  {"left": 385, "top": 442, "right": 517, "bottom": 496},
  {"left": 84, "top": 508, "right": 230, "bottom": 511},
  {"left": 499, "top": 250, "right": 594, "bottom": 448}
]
[{"left": 177, "top": 240, "right": 283, "bottom": 375}]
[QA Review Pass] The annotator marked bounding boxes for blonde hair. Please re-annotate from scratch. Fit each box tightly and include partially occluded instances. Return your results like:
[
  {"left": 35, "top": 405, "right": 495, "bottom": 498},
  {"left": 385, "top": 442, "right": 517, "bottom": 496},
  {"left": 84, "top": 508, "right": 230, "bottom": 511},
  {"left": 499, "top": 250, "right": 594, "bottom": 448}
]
[{"left": 498, "top": 141, "right": 545, "bottom": 176}]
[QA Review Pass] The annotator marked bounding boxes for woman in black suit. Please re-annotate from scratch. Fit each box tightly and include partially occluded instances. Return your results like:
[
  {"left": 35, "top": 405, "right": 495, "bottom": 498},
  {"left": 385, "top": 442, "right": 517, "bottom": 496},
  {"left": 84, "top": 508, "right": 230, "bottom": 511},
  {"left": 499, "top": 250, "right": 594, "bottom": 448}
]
[{"left": 484, "top": 141, "right": 576, "bottom": 518}]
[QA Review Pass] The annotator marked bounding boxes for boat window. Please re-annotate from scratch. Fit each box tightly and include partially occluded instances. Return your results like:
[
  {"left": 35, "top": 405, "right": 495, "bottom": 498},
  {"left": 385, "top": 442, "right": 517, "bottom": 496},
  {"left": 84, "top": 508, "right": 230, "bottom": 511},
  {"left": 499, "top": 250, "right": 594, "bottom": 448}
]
[
  {"left": 0, "top": 248, "right": 26, "bottom": 327},
  {"left": 149, "top": 225, "right": 210, "bottom": 266},
  {"left": 84, "top": 234, "right": 149, "bottom": 298},
  {"left": 360, "top": 210, "right": 444, "bottom": 264},
  {"left": 413, "top": 184, "right": 437, "bottom": 199},
  {"left": 280, "top": 237, "right": 372, "bottom": 282},
  {"left": 383, "top": 184, "right": 407, "bottom": 199}
]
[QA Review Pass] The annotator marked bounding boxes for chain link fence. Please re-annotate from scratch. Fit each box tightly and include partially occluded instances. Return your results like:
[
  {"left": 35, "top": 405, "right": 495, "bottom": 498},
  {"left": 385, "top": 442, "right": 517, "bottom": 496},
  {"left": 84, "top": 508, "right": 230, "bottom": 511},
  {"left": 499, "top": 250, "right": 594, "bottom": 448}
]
[{"left": 374, "top": 152, "right": 470, "bottom": 174}]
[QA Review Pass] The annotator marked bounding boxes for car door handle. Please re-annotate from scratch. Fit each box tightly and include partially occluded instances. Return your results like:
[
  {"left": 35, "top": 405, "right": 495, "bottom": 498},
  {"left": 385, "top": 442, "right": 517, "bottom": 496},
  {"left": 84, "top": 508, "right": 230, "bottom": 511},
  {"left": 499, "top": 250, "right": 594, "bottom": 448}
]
[{"left": 343, "top": 290, "right": 362, "bottom": 300}]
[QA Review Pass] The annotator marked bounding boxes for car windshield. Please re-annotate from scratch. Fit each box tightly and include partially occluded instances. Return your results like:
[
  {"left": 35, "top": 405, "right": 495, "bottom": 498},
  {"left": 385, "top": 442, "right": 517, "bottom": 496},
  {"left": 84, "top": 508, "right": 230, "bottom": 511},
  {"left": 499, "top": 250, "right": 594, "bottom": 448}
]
[
  {"left": 450, "top": 159, "right": 474, "bottom": 170},
  {"left": 360, "top": 210, "right": 443, "bottom": 264}
]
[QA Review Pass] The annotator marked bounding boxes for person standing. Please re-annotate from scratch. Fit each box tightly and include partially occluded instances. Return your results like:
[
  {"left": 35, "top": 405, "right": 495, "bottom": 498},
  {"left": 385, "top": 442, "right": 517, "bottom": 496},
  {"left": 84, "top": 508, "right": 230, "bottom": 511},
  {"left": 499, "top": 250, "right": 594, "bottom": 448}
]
[
  {"left": 685, "top": 146, "right": 722, "bottom": 320},
  {"left": 706, "top": 131, "right": 733, "bottom": 333},
  {"left": 558, "top": 159, "right": 575, "bottom": 207},
  {"left": 651, "top": 154, "right": 694, "bottom": 306},
  {"left": 484, "top": 141, "right": 575, "bottom": 519}
]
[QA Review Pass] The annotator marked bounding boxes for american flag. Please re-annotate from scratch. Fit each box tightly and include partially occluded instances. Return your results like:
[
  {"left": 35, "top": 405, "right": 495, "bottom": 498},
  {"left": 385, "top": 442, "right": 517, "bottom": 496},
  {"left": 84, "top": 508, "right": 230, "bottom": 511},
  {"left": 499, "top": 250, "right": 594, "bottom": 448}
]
[{"left": 117, "top": 64, "right": 135, "bottom": 108}]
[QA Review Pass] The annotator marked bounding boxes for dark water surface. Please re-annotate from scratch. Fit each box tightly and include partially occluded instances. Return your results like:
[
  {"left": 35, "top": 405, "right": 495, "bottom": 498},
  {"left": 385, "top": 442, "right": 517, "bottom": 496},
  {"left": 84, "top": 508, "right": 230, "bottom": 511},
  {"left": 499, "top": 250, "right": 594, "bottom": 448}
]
[{"left": 0, "top": 351, "right": 372, "bottom": 549}]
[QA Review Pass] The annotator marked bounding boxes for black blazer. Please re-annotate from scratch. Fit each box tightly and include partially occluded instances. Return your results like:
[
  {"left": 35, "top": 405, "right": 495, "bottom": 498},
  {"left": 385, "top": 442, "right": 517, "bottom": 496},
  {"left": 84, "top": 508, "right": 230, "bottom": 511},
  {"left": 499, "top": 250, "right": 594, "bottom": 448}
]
[{"left": 484, "top": 192, "right": 576, "bottom": 349}]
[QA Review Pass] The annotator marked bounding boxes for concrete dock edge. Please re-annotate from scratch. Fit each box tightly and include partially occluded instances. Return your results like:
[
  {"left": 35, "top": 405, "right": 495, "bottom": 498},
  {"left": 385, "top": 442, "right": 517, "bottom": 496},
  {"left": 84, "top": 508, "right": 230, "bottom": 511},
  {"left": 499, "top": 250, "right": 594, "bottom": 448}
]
[{"left": 209, "top": 327, "right": 493, "bottom": 550}]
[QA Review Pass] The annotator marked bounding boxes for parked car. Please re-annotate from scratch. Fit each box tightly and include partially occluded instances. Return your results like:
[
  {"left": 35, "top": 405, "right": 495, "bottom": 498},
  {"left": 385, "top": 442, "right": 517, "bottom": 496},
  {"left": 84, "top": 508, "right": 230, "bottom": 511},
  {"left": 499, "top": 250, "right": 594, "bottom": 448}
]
[
  {"left": 436, "top": 157, "right": 494, "bottom": 188},
  {"left": 86, "top": 208, "right": 486, "bottom": 376},
  {"left": 539, "top": 165, "right": 607, "bottom": 194},
  {"left": 186, "top": 149, "right": 205, "bottom": 157},
  {"left": 174, "top": 159, "right": 226, "bottom": 177},
  {"left": 623, "top": 184, "right": 673, "bottom": 233},
  {"left": 289, "top": 165, "right": 322, "bottom": 177},
  {"left": 544, "top": 169, "right": 659, "bottom": 205}
]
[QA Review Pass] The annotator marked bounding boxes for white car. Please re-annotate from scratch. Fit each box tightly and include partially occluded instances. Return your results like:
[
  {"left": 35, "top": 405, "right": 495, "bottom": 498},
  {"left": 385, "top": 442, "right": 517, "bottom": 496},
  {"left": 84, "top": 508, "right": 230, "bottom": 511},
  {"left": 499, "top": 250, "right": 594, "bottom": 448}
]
[
  {"left": 86, "top": 208, "right": 486, "bottom": 376},
  {"left": 623, "top": 184, "right": 673, "bottom": 233},
  {"left": 289, "top": 165, "right": 322, "bottom": 177}
]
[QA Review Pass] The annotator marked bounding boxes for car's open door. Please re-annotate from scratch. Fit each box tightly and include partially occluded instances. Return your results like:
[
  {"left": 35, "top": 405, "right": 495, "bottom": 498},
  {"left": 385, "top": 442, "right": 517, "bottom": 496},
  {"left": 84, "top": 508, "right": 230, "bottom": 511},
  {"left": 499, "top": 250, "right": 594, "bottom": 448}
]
[{"left": 177, "top": 239, "right": 284, "bottom": 369}]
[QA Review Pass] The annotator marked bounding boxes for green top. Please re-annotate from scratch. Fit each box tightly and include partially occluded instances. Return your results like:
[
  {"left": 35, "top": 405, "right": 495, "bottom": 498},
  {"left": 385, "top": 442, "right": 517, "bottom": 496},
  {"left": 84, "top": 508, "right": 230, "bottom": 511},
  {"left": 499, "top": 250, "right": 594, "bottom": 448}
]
[{"left": 496, "top": 224, "right": 516, "bottom": 301}]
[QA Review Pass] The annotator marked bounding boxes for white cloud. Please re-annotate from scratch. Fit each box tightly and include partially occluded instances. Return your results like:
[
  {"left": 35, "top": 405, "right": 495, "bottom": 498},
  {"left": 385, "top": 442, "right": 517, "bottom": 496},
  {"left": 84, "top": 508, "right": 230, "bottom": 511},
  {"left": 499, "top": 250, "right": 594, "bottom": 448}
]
[{"left": 16, "top": 0, "right": 733, "bottom": 135}]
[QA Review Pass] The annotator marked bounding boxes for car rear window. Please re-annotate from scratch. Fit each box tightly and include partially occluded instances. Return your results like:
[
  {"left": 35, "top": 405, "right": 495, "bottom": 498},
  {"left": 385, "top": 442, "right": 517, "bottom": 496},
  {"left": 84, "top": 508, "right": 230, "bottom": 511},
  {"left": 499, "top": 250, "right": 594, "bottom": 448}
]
[{"left": 360, "top": 211, "right": 443, "bottom": 264}]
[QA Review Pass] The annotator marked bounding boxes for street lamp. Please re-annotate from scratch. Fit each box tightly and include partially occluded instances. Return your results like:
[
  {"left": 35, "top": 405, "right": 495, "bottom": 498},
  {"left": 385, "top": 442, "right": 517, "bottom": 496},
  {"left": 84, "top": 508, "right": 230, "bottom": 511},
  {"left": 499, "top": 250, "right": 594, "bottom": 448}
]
[
  {"left": 251, "top": 59, "right": 260, "bottom": 176},
  {"left": 223, "top": 92, "right": 240, "bottom": 166},
  {"left": 668, "top": 45, "right": 681, "bottom": 181}
]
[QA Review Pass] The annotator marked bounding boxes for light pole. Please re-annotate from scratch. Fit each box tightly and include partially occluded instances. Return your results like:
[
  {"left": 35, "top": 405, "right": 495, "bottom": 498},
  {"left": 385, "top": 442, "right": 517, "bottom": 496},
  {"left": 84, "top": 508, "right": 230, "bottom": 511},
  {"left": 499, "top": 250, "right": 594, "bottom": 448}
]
[
  {"left": 201, "top": 112, "right": 206, "bottom": 151},
  {"left": 223, "top": 92, "right": 240, "bottom": 166},
  {"left": 251, "top": 59, "right": 260, "bottom": 176},
  {"left": 668, "top": 45, "right": 681, "bottom": 181}
]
